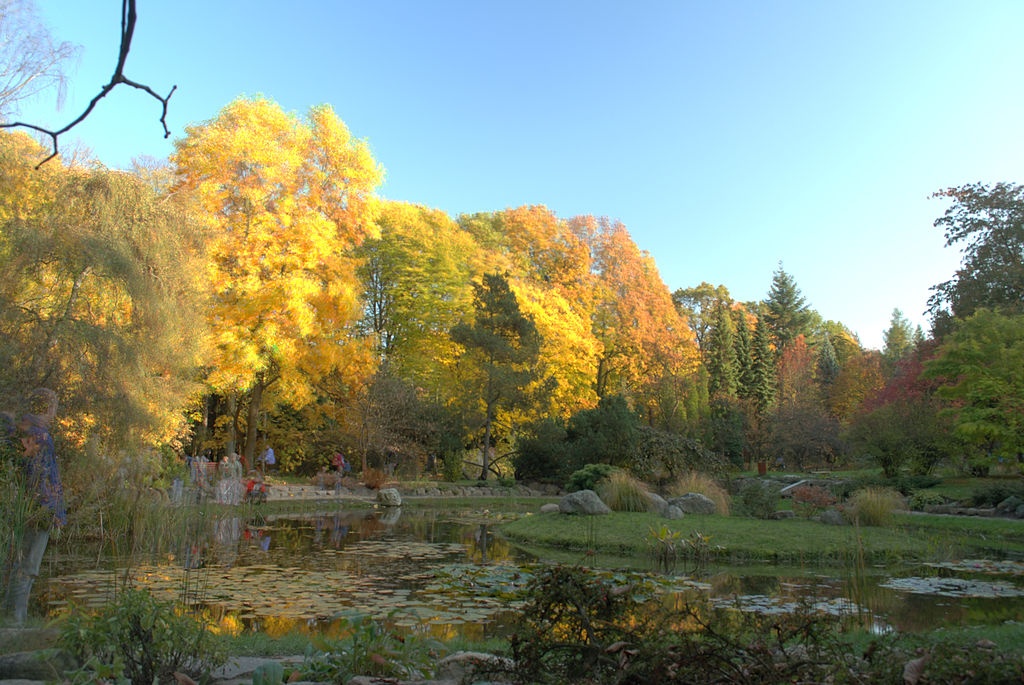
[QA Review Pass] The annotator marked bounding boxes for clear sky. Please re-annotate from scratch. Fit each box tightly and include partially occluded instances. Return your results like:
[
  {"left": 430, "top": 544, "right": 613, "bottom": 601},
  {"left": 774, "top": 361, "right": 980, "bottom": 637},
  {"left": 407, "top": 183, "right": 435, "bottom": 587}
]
[{"left": 16, "top": 1, "right": 1024, "bottom": 349}]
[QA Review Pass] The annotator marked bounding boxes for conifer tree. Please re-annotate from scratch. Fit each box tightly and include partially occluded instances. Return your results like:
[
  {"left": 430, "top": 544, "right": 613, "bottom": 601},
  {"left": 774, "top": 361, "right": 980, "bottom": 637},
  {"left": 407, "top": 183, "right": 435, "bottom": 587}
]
[
  {"left": 764, "top": 263, "right": 813, "bottom": 352},
  {"left": 750, "top": 315, "right": 776, "bottom": 415},
  {"left": 706, "top": 303, "right": 738, "bottom": 398},
  {"left": 734, "top": 310, "right": 754, "bottom": 398}
]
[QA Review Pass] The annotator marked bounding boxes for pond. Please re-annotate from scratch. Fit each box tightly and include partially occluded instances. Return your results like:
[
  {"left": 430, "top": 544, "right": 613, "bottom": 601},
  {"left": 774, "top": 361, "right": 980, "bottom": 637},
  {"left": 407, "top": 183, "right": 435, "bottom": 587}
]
[{"left": 36, "top": 506, "right": 1024, "bottom": 639}]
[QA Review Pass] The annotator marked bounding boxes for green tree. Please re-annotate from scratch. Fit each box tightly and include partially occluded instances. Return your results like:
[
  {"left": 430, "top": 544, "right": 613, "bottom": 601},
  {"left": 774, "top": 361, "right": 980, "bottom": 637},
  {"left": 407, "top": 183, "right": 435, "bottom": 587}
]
[
  {"left": 451, "top": 272, "right": 542, "bottom": 480},
  {"left": 764, "top": 263, "right": 813, "bottom": 352},
  {"left": 816, "top": 334, "right": 840, "bottom": 387},
  {"left": 925, "top": 309, "right": 1024, "bottom": 469},
  {"left": 747, "top": 315, "right": 776, "bottom": 415},
  {"left": 706, "top": 302, "right": 738, "bottom": 397},
  {"left": 882, "top": 308, "right": 916, "bottom": 367},
  {"left": 672, "top": 282, "right": 732, "bottom": 356},
  {"left": 928, "top": 183, "right": 1024, "bottom": 335}
]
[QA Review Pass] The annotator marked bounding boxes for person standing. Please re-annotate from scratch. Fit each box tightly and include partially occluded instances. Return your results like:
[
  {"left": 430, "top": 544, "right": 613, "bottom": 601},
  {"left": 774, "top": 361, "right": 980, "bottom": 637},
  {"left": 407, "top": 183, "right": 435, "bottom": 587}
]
[{"left": 3, "top": 410, "right": 65, "bottom": 625}]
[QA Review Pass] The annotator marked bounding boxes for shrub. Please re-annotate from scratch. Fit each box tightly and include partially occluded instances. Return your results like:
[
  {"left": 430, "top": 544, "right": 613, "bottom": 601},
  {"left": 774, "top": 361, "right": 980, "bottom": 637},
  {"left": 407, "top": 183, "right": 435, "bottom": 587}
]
[
  {"left": 60, "top": 588, "right": 226, "bottom": 685},
  {"left": 790, "top": 484, "right": 836, "bottom": 518},
  {"left": 301, "top": 612, "right": 444, "bottom": 682},
  {"left": 566, "top": 463, "right": 617, "bottom": 492},
  {"left": 969, "top": 481, "right": 1024, "bottom": 507},
  {"left": 908, "top": 489, "right": 948, "bottom": 511},
  {"left": 362, "top": 467, "right": 387, "bottom": 490},
  {"left": 596, "top": 470, "right": 650, "bottom": 512},
  {"left": 668, "top": 472, "right": 731, "bottom": 516},
  {"left": 736, "top": 480, "right": 781, "bottom": 519},
  {"left": 846, "top": 487, "right": 905, "bottom": 527}
]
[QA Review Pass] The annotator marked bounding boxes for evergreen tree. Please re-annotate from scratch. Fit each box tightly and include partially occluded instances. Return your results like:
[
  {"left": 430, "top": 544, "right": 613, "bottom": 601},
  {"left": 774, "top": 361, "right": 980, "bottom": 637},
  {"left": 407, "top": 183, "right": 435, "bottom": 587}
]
[
  {"left": 451, "top": 272, "right": 542, "bottom": 480},
  {"left": 750, "top": 315, "right": 776, "bottom": 415},
  {"left": 734, "top": 310, "right": 754, "bottom": 398},
  {"left": 764, "top": 263, "right": 813, "bottom": 352},
  {"left": 816, "top": 334, "right": 840, "bottom": 386},
  {"left": 882, "top": 308, "right": 915, "bottom": 366},
  {"left": 706, "top": 303, "right": 738, "bottom": 397}
]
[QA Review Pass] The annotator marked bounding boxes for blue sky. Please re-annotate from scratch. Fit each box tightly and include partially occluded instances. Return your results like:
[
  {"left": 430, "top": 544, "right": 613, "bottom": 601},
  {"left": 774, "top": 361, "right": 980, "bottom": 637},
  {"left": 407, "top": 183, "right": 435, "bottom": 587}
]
[{"left": 17, "top": 1, "right": 1024, "bottom": 349}]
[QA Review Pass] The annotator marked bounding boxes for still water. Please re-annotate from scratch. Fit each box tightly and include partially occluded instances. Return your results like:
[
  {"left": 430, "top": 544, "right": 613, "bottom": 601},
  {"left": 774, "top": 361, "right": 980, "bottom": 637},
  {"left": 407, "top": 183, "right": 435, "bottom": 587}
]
[{"left": 39, "top": 507, "right": 1024, "bottom": 639}]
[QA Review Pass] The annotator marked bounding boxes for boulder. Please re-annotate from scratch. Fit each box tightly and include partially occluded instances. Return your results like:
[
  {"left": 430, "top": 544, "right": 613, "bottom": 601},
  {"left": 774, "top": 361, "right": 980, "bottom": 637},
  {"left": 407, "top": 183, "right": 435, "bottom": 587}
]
[
  {"left": 664, "top": 505, "right": 685, "bottom": 520},
  {"left": 435, "top": 651, "right": 515, "bottom": 683},
  {"left": 818, "top": 508, "right": 847, "bottom": 526},
  {"left": 558, "top": 489, "right": 612, "bottom": 515},
  {"left": 996, "top": 496, "right": 1024, "bottom": 515},
  {"left": 668, "top": 493, "right": 716, "bottom": 515},
  {"left": 376, "top": 487, "right": 402, "bottom": 507},
  {"left": 539, "top": 502, "right": 560, "bottom": 514},
  {"left": 644, "top": 492, "right": 670, "bottom": 516}
]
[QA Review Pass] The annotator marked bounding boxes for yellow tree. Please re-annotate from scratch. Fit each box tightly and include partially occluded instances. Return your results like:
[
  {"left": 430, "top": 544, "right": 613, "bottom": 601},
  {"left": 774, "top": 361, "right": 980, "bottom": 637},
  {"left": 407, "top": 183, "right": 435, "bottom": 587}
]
[
  {"left": 573, "top": 215, "right": 699, "bottom": 422},
  {"left": 172, "top": 96, "right": 382, "bottom": 464}
]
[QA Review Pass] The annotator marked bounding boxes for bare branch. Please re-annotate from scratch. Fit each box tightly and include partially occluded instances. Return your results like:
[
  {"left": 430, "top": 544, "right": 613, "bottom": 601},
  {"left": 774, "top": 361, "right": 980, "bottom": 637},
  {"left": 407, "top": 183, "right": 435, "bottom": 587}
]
[{"left": 0, "top": 0, "right": 176, "bottom": 168}]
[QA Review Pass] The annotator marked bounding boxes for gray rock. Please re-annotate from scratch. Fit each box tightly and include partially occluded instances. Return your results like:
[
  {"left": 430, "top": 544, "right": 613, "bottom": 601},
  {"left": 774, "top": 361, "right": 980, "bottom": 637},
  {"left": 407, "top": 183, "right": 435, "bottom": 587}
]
[
  {"left": 668, "top": 493, "right": 717, "bottom": 515},
  {"left": 435, "top": 651, "right": 515, "bottom": 683},
  {"left": 818, "top": 508, "right": 847, "bottom": 526},
  {"left": 997, "top": 495, "right": 1024, "bottom": 513},
  {"left": 664, "top": 505, "right": 685, "bottom": 520},
  {"left": 539, "top": 502, "right": 560, "bottom": 514},
  {"left": 644, "top": 492, "right": 670, "bottom": 516},
  {"left": 0, "top": 649, "right": 76, "bottom": 681},
  {"left": 376, "top": 488, "right": 402, "bottom": 507},
  {"left": 770, "top": 510, "right": 796, "bottom": 520},
  {"left": 559, "top": 489, "right": 612, "bottom": 515}
]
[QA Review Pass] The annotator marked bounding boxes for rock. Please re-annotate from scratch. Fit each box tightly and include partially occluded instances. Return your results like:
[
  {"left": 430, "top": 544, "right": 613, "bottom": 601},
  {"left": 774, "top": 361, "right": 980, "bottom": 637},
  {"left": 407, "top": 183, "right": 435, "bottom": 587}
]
[
  {"left": 558, "top": 489, "right": 611, "bottom": 515},
  {"left": 0, "top": 649, "right": 76, "bottom": 681},
  {"left": 1016, "top": 504, "right": 1024, "bottom": 519},
  {"left": 668, "top": 493, "right": 716, "bottom": 515},
  {"left": 644, "top": 492, "right": 670, "bottom": 516},
  {"left": 435, "top": 651, "right": 515, "bottom": 683},
  {"left": 997, "top": 496, "right": 1024, "bottom": 514},
  {"left": 664, "top": 505, "right": 684, "bottom": 520},
  {"left": 376, "top": 488, "right": 402, "bottom": 507},
  {"left": 818, "top": 509, "right": 847, "bottom": 526},
  {"left": 539, "top": 503, "right": 560, "bottom": 514},
  {"left": 770, "top": 510, "right": 795, "bottom": 520}
]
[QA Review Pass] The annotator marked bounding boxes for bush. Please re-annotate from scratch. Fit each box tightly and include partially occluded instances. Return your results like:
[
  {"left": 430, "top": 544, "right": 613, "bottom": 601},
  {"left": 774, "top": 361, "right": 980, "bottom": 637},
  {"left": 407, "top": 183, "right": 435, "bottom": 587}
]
[
  {"left": 736, "top": 480, "right": 781, "bottom": 519},
  {"left": 846, "top": 487, "right": 905, "bottom": 527},
  {"left": 595, "top": 471, "right": 649, "bottom": 512},
  {"left": 969, "top": 481, "right": 1024, "bottom": 507},
  {"left": 301, "top": 612, "right": 444, "bottom": 682},
  {"left": 908, "top": 489, "right": 948, "bottom": 511},
  {"left": 790, "top": 484, "right": 836, "bottom": 518},
  {"left": 668, "top": 472, "right": 731, "bottom": 516},
  {"left": 60, "top": 588, "right": 226, "bottom": 685},
  {"left": 362, "top": 467, "right": 387, "bottom": 490},
  {"left": 566, "top": 463, "right": 617, "bottom": 492}
]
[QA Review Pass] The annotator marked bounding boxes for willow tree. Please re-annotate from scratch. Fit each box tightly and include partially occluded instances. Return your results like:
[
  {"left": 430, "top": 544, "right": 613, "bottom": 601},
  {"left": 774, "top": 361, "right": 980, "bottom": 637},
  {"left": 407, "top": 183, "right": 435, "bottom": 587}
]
[
  {"left": 0, "top": 131, "right": 206, "bottom": 448},
  {"left": 172, "top": 96, "right": 382, "bottom": 464}
]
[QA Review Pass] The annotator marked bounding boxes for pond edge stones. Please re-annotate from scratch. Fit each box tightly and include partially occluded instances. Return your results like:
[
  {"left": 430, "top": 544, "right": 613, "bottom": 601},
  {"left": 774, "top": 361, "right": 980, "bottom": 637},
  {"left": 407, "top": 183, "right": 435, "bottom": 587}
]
[
  {"left": 376, "top": 487, "right": 402, "bottom": 507},
  {"left": 558, "top": 489, "right": 612, "bottom": 515}
]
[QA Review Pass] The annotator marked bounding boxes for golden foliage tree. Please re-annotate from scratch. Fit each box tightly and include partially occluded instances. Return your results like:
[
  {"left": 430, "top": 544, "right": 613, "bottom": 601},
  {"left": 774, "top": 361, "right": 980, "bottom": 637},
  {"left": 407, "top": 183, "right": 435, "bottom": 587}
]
[{"left": 172, "top": 96, "right": 382, "bottom": 462}]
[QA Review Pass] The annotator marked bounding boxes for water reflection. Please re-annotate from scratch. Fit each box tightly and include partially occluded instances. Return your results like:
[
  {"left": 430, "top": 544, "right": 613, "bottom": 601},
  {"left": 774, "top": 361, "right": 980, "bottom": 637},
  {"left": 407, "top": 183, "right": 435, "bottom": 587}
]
[{"left": 40, "top": 507, "right": 1024, "bottom": 638}]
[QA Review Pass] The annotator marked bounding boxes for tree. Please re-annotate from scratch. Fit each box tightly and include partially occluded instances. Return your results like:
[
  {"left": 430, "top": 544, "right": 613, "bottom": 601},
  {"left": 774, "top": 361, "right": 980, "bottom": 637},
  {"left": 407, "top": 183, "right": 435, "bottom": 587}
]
[
  {"left": 925, "top": 309, "right": 1024, "bottom": 470},
  {"left": 0, "top": 0, "right": 77, "bottom": 119},
  {"left": 705, "top": 302, "right": 738, "bottom": 398},
  {"left": 172, "top": 96, "right": 382, "bottom": 464},
  {"left": 451, "top": 272, "right": 542, "bottom": 480},
  {"left": 746, "top": 315, "right": 776, "bottom": 415},
  {"left": 0, "top": 132, "right": 206, "bottom": 448},
  {"left": 927, "top": 183, "right": 1024, "bottom": 335},
  {"left": 672, "top": 282, "right": 732, "bottom": 356},
  {"left": 764, "top": 263, "right": 813, "bottom": 352},
  {"left": 882, "top": 308, "right": 916, "bottom": 367}
]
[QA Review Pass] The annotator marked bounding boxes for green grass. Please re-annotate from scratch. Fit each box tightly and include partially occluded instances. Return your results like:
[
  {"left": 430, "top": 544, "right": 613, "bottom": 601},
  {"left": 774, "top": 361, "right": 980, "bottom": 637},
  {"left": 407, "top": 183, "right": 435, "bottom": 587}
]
[{"left": 500, "top": 510, "right": 1024, "bottom": 565}]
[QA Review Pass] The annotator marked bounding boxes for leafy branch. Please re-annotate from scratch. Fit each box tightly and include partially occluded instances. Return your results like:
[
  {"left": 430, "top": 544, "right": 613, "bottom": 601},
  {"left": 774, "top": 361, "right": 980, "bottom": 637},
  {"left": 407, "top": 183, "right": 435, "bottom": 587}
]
[{"left": 0, "top": 0, "right": 175, "bottom": 167}]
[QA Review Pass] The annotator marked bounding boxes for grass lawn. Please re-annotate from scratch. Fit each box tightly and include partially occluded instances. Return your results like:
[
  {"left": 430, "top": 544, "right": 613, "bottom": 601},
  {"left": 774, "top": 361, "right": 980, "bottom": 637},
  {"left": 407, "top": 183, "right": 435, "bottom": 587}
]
[{"left": 499, "top": 510, "right": 1024, "bottom": 566}]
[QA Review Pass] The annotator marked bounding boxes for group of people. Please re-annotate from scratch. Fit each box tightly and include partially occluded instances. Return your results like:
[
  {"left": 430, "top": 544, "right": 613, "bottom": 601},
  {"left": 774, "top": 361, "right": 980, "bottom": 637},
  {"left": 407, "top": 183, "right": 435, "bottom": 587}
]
[{"left": 2, "top": 389, "right": 66, "bottom": 626}]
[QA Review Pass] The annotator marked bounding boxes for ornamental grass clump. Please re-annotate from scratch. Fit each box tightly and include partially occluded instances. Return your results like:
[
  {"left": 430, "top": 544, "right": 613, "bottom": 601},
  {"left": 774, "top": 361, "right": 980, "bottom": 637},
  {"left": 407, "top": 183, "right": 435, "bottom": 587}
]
[
  {"left": 668, "top": 472, "right": 731, "bottom": 516},
  {"left": 596, "top": 470, "right": 650, "bottom": 512},
  {"left": 846, "top": 487, "right": 905, "bottom": 527}
]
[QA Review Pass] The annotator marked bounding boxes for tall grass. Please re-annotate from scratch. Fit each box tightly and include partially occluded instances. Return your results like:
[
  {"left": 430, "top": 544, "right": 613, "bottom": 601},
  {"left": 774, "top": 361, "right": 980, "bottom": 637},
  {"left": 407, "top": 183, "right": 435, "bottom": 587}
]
[
  {"left": 596, "top": 471, "right": 650, "bottom": 512},
  {"left": 667, "top": 472, "right": 731, "bottom": 516},
  {"left": 846, "top": 487, "right": 905, "bottom": 527}
]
